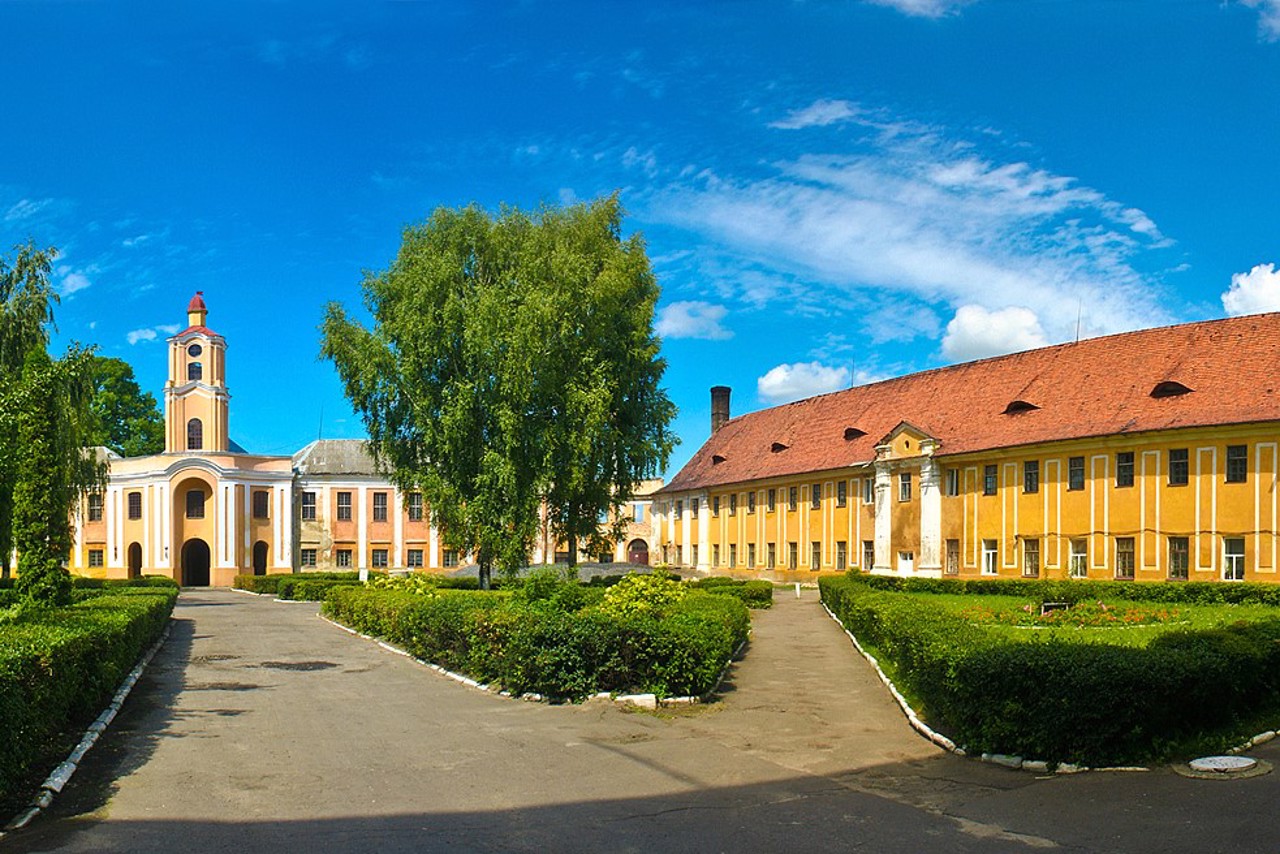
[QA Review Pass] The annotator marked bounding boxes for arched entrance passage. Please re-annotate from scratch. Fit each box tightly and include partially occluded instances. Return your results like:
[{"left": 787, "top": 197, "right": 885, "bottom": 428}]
[
  {"left": 253, "top": 541, "right": 268, "bottom": 576},
  {"left": 127, "top": 542, "right": 143, "bottom": 578},
  {"left": 627, "top": 539, "right": 650, "bottom": 565},
  {"left": 181, "top": 538, "right": 211, "bottom": 587}
]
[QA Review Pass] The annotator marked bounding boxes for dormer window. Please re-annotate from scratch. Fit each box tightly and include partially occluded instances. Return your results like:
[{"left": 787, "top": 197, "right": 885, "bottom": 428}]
[
  {"left": 843, "top": 427, "right": 866, "bottom": 441},
  {"left": 1003, "top": 400, "right": 1039, "bottom": 415},
  {"left": 188, "top": 361, "right": 203, "bottom": 382},
  {"left": 770, "top": 442, "right": 788, "bottom": 453},
  {"left": 712, "top": 454, "right": 727, "bottom": 465},
  {"left": 1151, "top": 380, "right": 1193, "bottom": 398}
]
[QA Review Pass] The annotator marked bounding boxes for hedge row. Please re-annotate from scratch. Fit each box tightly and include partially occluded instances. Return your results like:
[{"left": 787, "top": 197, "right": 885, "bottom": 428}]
[
  {"left": 0, "top": 585, "right": 177, "bottom": 806},
  {"left": 688, "top": 577, "right": 774, "bottom": 608},
  {"left": 322, "top": 587, "right": 748, "bottom": 700},
  {"left": 233, "top": 572, "right": 374, "bottom": 595},
  {"left": 855, "top": 573, "right": 1280, "bottom": 606},
  {"left": 277, "top": 577, "right": 364, "bottom": 601},
  {"left": 820, "top": 575, "right": 1280, "bottom": 765}
]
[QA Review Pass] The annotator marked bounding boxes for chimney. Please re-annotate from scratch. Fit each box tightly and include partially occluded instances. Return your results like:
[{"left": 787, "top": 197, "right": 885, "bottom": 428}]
[{"left": 711, "top": 386, "right": 731, "bottom": 435}]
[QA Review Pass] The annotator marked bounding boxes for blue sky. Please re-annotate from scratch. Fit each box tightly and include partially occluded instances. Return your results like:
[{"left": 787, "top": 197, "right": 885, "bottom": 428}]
[{"left": 3, "top": 0, "right": 1280, "bottom": 477}]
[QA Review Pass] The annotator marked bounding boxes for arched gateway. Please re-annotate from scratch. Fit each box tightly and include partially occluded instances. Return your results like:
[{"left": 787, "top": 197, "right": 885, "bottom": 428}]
[{"left": 181, "top": 538, "right": 211, "bottom": 587}]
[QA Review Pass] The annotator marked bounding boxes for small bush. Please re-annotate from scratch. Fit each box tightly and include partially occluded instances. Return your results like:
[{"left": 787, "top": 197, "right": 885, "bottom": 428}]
[
  {"left": 600, "top": 573, "right": 687, "bottom": 619},
  {"left": 688, "top": 578, "right": 774, "bottom": 609}
]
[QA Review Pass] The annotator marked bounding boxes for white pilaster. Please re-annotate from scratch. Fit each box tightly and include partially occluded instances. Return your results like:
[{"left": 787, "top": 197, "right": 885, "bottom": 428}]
[
  {"left": 696, "top": 492, "right": 711, "bottom": 574},
  {"left": 394, "top": 489, "right": 404, "bottom": 567},
  {"left": 874, "top": 456, "right": 893, "bottom": 573},
  {"left": 279, "top": 483, "right": 293, "bottom": 569},
  {"left": 143, "top": 485, "right": 151, "bottom": 569},
  {"left": 243, "top": 483, "right": 252, "bottom": 565},
  {"left": 357, "top": 485, "right": 368, "bottom": 569},
  {"left": 106, "top": 487, "right": 119, "bottom": 568},
  {"left": 158, "top": 483, "right": 170, "bottom": 569},
  {"left": 680, "top": 500, "right": 692, "bottom": 566},
  {"left": 918, "top": 446, "right": 943, "bottom": 577},
  {"left": 429, "top": 512, "right": 440, "bottom": 567}
]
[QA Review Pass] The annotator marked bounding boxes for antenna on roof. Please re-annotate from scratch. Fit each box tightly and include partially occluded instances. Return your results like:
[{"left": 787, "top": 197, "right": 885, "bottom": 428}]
[
  {"left": 1075, "top": 299, "right": 1083, "bottom": 344},
  {"left": 317, "top": 404, "right": 324, "bottom": 441},
  {"left": 850, "top": 356, "right": 856, "bottom": 388}
]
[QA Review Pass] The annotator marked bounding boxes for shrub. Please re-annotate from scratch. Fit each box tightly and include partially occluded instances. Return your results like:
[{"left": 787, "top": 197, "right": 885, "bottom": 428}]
[
  {"left": 277, "top": 578, "right": 365, "bottom": 601},
  {"left": 323, "top": 584, "right": 748, "bottom": 701},
  {"left": 689, "top": 578, "right": 774, "bottom": 609},
  {"left": 820, "top": 574, "right": 1280, "bottom": 765},
  {"left": 0, "top": 587, "right": 176, "bottom": 807},
  {"left": 600, "top": 572, "right": 687, "bottom": 619},
  {"left": 234, "top": 572, "right": 372, "bottom": 595}
]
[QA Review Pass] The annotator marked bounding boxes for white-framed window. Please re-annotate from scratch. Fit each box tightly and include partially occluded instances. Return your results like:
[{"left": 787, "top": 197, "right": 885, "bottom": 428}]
[
  {"left": 982, "top": 539, "right": 998, "bottom": 575},
  {"left": 1069, "top": 538, "right": 1088, "bottom": 578},
  {"left": 811, "top": 541, "right": 821, "bottom": 570},
  {"left": 835, "top": 541, "right": 847, "bottom": 571},
  {"left": 89, "top": 549, "right": 104, "bottom": 567},
  {"left": 443, "top": 549, "right": 459, "bottom": 568},
  {"left": 128, "top": 491, "right": 142, "bottom": 520},
  {"left": 863, "top": 540, "right": 874, "bottom": 569},
  {"left": 787, "top": 542, "right": 798, "bottom": 569},
  {"left": 1224, "top": 537, "right": 1245, "bottom": 581},
  {"left": 633, "top": 503, "right": 645, "bottom": 523},
  {"left": 407, "top": 549, "right": 423, "bottom": 568},
  {"left": 371, "top": 549, "right": 388, "bottom": 568},
  {"left": 300, "top": 548, "right": 317, "bottom": 567},
  {"left": 767, "top": 543, "right": 777, "bottom": 569},
  {"left": 336, "top": 549, "right": 352, "bottom": 568},
  {"left": 837, "top": 481, "right": 847, "bottom": 507},
  {"left": 729, "top": 543, "right": 738, "bottom": 567},
  {"left": 373, "top": 492, "right": 388, "bottom": 522},
  {"left": 407, "top": 493, "right": 424, "bottom": 522},
  {"left": 1115, "top": 537, "right": 1135, "bottom": 580},
  {"left": 748, "top": 543, "right": 756, "bottom": 567},
  {"left": 945, "top": 539, "right": 960, "bottom": 575},
  {"left": 945, "top": 469, "right": 959, "bottom": 497},
  {"left": 863, "top": 478, "right": 875, "bottom": 504},
  {"left": 899, "top": 472, "right": 912, "bottom": 502},
  {"left": 811, "top": 483, "right": 822, "bottom": 510},
  {"left": 713, "top": 544, "right": 720, "bottom": 566},
  {"left": 301, "top": 491, "right": 316, "bottom": 521},
  {"left": 1023, "top": 539, "right": 1040, "bottom": 578},
  {"left": 1168, "top": 536, "right": 1189, "bottom": 580},
  {"left": 88, "top": 493, "right": 103, "bottom": 522}
]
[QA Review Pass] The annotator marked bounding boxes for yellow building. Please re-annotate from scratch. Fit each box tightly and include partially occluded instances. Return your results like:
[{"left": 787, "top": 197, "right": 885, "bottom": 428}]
[
  {"left": 70, "top": 293, "right": 662, "bottom": 584},
  {"left": 654, "top": 313, "right": 1280, "bottom": 583},
  {"left": 72, "top": 293, "right": 447, "bottom": 585}
]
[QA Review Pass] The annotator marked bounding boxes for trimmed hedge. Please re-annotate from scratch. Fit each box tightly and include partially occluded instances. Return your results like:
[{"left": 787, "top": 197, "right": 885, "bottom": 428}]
[
  {"left": 0, "top": 585, "right": 177, "bottom": 806},
  {"left": 688, "top": 578, "right": 774, "bottom": 609},
  {"left": 322, "top": 586, "right": 748, "bottom": 700},
  {"left": 855, "top": 573, "right": 1280, "bottom": 606},
  {"left": 233, "top": 572, "right": 373, "bottom": 595},
  {"left": 820, "top": 574, "right": 1280, "bottom": 765},
  {"left": 277, "top": 577, "right": 364, "bottom": 601}
]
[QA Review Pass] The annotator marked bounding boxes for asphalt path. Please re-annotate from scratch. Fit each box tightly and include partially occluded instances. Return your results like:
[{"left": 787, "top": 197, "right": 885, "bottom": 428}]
[{"left": 7, "top": 587, "right": 1280, "bottom": 852}]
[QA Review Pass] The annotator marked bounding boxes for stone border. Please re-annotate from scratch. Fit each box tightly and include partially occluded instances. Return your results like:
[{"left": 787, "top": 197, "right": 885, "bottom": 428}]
[
  {"left": 320, "top": 613, "right": 744, "bottom": 708},
  {"left": 1, "top": 621, "right": 173, "bottom": 837},
  {"left": 821, "top": 602, "right": 1138, "bottom": 776}
]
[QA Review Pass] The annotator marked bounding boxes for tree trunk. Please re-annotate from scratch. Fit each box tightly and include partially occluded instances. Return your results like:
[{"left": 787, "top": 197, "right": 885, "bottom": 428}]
[
  {"left": 478, "top": 557, "right": 491, "bottom": 591},
  {"left": 567, "top": 535, "right": 578, "bottom": 568}
]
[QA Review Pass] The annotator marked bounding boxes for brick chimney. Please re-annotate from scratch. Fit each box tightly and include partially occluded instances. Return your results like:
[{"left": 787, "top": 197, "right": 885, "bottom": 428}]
[{"left": 711, "top": 386, "right": 731, "bottom": 435}]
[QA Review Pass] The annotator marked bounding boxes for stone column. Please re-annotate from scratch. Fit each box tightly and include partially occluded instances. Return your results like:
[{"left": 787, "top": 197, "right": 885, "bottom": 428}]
[{"left": 696, "top": 492, "right": 711, "bottom": 574}]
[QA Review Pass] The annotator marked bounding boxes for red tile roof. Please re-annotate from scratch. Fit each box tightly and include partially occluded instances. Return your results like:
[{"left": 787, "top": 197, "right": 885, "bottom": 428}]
[
  {"left": 188, "top": 291, "right": 207, "bottom": 312},
  {"left": 661, "top": 313, "right": 1280, "bottom": 494}
]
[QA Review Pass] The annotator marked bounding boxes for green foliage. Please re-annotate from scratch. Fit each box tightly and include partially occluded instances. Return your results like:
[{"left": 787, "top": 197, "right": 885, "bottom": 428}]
[
  {"left": 323, "top": 585, "right": 747, "bottom": 701},
  {"left": 233, "top": 572, "right": 372, "bottom": 595},
  {"left": 0, "top": 586, "right": 176, "bottom": 806},
  {"left": 86, "top": 355, "right": 164, "bottom": 457},
  {"left": 320, "top": 197, "right": 675, "bottom": 584},
  {"left": 600, "top": 572, "right": 687, "bottom": 619},
  {"left": 276, "top": 577, "right": 365, "bottom": 601},
  {"left": 820, "top": 575, "right": 1280, "bottom": 765},
  {"left": 688, "top": 577, "right": 774, "bottom": 609},
  {"left": 854, "top": 573, "right": 1280, "bottom": 606}
]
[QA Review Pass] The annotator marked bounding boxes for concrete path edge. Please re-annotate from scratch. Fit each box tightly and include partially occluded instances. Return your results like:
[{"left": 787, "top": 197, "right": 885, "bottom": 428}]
[{"left": 0, "top": 620, "right": 174, "bottom": 838}]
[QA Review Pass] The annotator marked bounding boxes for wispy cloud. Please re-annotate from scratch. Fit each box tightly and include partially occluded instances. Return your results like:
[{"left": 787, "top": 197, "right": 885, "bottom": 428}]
[
  {"left": 865, "top": 0, "right": 976, "bottom": 19},
  {"left": 1242, "top": 0, "right": 1280, "bottom": 42},
  {"left": 60, "top": 271, "right": 92, "bottom": 295},
  {"left": 769, "top": 99, "right": 859, "bottom": 130},
  {"left": 1222, "top": 263, "right": 1280, "bottom": 316},
  {"left": 656, "top": 301, "right": 733, "bottom": 340},
  {"left": 757, "top": 361, "right": 850, "bottom": 404},
  {"left": 647, "top": 106, "right": 1173, "bottom": 351},
  {"left": 4, "top": 198, "right": 55, "bottom": 222}
]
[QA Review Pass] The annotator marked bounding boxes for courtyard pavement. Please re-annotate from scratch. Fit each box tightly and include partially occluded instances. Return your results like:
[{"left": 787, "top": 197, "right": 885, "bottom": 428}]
[{"left": 7, "top": 586, "right": 1280, "bottom": 852}]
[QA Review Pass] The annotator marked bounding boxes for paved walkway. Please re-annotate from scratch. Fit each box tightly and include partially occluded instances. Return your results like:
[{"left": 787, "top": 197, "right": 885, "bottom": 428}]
[{"left": 9, "top": 588, "right": 1280, "bottom": 852}]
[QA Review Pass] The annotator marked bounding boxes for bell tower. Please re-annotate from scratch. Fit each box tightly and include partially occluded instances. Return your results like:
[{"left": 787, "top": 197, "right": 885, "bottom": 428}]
[{"left": 164, "top": 292, "right": 231, "bottom": 454}]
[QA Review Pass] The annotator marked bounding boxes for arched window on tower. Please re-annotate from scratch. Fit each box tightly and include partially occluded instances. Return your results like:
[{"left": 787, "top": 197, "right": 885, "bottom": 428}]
[
  {"left": 188, "top": 361, "right": 203, "bottom": 382},
  {"left": 187, "top": 418, "right": 203, "bottom": 451}
]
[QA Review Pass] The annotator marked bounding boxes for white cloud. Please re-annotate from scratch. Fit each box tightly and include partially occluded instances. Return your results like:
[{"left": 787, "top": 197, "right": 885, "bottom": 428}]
[
  {"left": 622, "top": 146, "right": 659, "bottom": 178},
  {"left": 941, "top": 304, "right": 1047, "bottom": 361},
  {"left": 1222, "top": 263, "right": 1280, "bottom": 316},
  {"left": 647, "top": 118, "right": 1172, "bottom": 346},
  {"left": 1242, "top": 0, "right": 1280, "bottom": 42},
  {"left": 126, "top": 328, "right": 158, "bottom": 345},
  {"left": 656, "top": 301, "right": 732, "bottom": 340},
  {"left": 769, "top": 99, "right": 859, "bottom": 130},
  {"left": 157, "top": 324, "right": 181, "bottom": 335},
  {"left": 122, "top": 233, "right": 151, "bottom": 247},
  {"left": 60, "top": 271, "right": 91, "bottom": 295},
  {"left": 865, "top": 0, "right": 976, "bottom": 19},
  {"left": 758, "top": 361, "right": 850, "bottom": 404}
]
